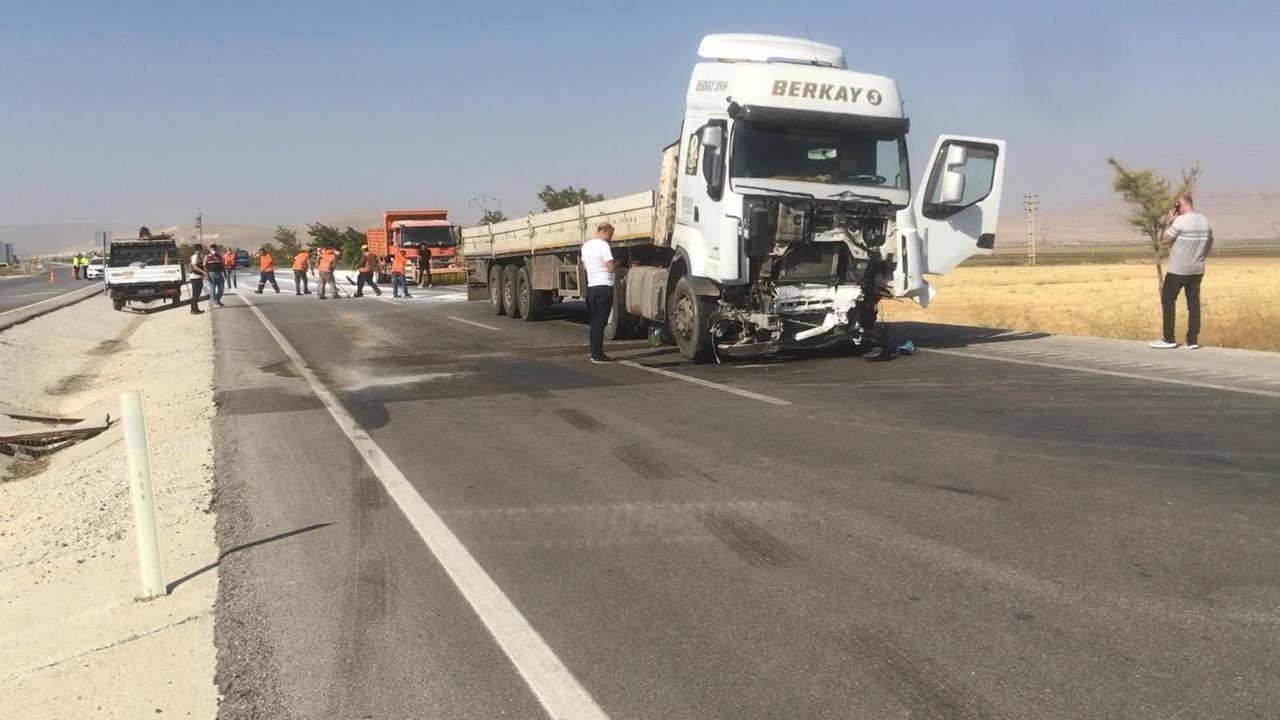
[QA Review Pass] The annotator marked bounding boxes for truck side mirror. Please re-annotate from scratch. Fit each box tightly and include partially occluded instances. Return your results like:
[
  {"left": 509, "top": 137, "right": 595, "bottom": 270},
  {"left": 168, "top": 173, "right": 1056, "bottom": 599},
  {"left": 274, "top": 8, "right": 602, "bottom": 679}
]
[
  {"left": 939, "top": 144, "right": 968, "bottom": 204},
  {"left": 701, "top": 126, "right": 723, "bottom": 150}
]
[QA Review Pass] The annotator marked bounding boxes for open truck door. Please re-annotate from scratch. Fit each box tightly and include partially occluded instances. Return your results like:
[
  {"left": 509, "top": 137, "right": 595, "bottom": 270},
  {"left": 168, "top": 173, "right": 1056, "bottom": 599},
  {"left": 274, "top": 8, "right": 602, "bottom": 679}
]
[{"left": 894, "top": 136, "right": 1005, "bottom": 306}]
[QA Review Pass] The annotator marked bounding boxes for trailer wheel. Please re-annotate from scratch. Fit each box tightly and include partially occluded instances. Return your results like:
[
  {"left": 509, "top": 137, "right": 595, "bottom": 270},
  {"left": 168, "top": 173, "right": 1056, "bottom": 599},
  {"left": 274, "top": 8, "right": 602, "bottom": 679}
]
[
  {"left": 502, "top": 265, "right": 521, "bottom": 319},
  {"left": 604, "top": 271, "right": 640, "bottom": 340},
  {"left": 669, "top": 276, "right": 713, "bottom": 363},
  {"left": 489, "top": 265, "right": 506, "bottom": 315},
  {"left": 516, "top": 266, "right": 548, "bottom": 321}
]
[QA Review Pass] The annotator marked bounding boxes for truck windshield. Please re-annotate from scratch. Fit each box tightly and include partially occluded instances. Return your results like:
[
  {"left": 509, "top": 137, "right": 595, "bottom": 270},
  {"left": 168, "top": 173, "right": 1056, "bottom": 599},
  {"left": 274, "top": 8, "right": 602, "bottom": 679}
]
[
  {"left": 109, "top": 244, "right": 175, "bottom": 268},
  {"left": 399, "top": 226, "right": 455, "bottom": 248},
  {"left": 730, "top": 121, "right": 909, "bottom": 190}
]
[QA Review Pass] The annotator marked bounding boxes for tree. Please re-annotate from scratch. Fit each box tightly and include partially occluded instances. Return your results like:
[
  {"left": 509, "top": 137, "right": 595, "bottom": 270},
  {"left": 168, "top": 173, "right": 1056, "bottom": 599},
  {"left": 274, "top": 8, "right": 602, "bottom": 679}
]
[
  {"left": 273, "top": 226, "right": 301, "bottom": 257},
  {"left": 1107, "top": 158, "right": 1203, "bottom": 288},
  {"left": 480, "top": 209, "right": 508, "bottom": 225},
  {"left": 537, "top": 185, "right": 604, "bottom": 211},
  {"left": 306, "top": 222, "right": 343, "bottom": 251}
]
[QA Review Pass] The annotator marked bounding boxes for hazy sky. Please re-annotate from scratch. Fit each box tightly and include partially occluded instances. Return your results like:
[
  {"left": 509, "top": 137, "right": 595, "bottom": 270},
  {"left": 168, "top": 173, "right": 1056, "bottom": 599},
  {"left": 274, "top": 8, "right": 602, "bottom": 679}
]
[{"left": 2, "top": 0, "right": 1277, "bottom": 227}]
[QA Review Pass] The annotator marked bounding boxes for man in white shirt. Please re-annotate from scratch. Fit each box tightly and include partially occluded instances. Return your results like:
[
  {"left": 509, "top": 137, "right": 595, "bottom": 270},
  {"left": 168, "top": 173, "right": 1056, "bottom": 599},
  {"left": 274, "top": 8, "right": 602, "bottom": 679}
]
[
  {"left": 1150, "top": 192, "right": 1213, "bottom": 349},
  {"left": 188, "top": 244, "right": 206, "bottom": 315},
  {"left": 580, "top": 222, "right": 618, "bottom": 363}
]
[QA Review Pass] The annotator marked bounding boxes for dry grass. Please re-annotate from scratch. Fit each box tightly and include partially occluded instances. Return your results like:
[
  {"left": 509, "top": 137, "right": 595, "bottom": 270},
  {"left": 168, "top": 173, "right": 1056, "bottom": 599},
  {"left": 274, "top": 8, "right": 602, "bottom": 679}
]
[{"left": 882, "top": 258, "right": 1280, "bottom": 352}]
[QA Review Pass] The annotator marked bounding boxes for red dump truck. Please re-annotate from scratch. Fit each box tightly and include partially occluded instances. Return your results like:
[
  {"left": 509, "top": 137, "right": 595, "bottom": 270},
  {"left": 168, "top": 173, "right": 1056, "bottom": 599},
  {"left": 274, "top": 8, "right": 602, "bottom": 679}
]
[{"left": 366, "top": 210, "right": 459, "bottom": 283}]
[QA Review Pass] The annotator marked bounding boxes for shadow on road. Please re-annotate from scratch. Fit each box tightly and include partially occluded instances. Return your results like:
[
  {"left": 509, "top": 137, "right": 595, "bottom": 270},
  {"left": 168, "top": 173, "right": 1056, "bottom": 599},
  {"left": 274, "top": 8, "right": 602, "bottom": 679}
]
[
  {"left": 166, "top": 521, "right": 334, "bottom": 594},
  {"left": 890, "top": 321, "right": 1049, "bottom": 348}
]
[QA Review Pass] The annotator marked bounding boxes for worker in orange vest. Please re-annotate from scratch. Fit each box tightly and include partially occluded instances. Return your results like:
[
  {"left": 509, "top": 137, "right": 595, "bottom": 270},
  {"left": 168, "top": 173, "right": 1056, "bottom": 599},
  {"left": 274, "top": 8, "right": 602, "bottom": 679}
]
[
  {"left": 316, "top": 247, "right": 340, "bottom": 299},
  {"left": 353, "top": 244, "right": 383, "bottom": 297},
  {"left": 390, "top": 247, "right": 412, "bottom": 298},
  {"left": 223, "top": 248, "right": 238, "bottom": 288},
  {"left": 291, "top": 249, "right": 312, "bottom": 295},
  {"left": 254, "top": 249, "right": 280, "bottom": 294}
]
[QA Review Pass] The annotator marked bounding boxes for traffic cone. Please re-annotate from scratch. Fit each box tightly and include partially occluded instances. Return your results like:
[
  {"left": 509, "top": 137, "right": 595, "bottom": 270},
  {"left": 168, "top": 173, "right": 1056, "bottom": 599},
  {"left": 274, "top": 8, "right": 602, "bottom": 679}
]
[{"left": 49, "top": 270, "right": 56, "bottom": 283}]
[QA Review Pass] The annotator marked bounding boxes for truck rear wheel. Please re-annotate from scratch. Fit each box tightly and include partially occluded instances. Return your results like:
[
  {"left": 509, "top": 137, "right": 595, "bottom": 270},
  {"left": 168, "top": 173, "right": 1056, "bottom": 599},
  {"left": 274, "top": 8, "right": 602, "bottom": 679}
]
[
  {"left": 489, "top": 265, "right": 506, "bottom": 315},
  {"left": 112, "top": 297, "right": 125, "bottom": 312},
  {"left": 516, "top": 266, "right": 549, "bottom": 321},
  {"left": 669, "top": 276, "right": 713, "bottom": 363},
  {"left": 502, "top": 265, "right": 521, "bottom": 319},
  {"left": 604, "top": 269, "right": 640, "bottom": 340}
]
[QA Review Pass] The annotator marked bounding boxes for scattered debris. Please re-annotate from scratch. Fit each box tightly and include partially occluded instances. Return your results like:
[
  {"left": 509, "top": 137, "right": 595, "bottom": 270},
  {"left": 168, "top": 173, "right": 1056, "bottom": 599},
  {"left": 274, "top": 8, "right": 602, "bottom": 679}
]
[{"left": 0, "top": 422, "right": 110, "bottom": 460}]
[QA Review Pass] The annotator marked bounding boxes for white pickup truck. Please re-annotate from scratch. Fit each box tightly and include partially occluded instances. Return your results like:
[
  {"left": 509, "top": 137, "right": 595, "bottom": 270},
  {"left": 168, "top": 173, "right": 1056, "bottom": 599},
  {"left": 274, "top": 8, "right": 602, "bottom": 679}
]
[{"left": 104, "top": 236, "right": 186, "bottom": 311}]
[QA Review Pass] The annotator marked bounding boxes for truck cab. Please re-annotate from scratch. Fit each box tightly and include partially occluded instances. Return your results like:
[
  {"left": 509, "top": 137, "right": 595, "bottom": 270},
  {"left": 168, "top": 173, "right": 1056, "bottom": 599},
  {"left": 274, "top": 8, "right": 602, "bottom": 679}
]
[
  {"left": 392, "top": 219, "right": 457, "bottom": 273},
  {"left": 665, "top": 34, "right": 1005, "bottom": 359}
]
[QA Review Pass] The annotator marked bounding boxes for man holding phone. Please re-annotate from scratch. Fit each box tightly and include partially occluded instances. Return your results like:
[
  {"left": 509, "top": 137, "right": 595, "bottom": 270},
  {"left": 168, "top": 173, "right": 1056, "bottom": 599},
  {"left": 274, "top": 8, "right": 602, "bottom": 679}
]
[{"left": 1150, "top": 193, "right": 1213, "bottom": 349}]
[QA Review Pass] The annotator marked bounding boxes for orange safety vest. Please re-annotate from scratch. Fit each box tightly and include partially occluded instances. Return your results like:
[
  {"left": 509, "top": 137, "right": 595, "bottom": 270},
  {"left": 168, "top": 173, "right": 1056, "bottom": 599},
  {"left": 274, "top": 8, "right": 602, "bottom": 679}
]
[
  {"left": 259, "top": 253, "right": 274, "bottom": 271},
  {"left": 223, "top": 252, "right": 234, "bottom": 268},
  {"left": 319, "top": 250, "right": 336, "bottom": 272},
  {"left": 292, "top": 251, "right": 310, "bottom": 271},
  {"left": 391, "top": 253, "right": 406, "bottom": 273}
]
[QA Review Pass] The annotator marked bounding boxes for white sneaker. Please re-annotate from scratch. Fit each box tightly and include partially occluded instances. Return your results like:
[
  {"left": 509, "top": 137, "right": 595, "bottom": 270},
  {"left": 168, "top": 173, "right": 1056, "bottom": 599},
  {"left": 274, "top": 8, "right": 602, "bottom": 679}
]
[
  {"left": 1149, "top": 340, "right": 1178, "bottom": 349},
  {"left": 1186, "top": 343, "right": 1201, "bottom": 350}
]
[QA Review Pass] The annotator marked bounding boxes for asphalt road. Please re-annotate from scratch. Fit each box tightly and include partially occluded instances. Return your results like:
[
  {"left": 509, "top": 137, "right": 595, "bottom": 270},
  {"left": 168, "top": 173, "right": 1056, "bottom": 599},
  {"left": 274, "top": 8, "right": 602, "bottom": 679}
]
[
  {"left": 0, "top": 264, "right": 99, "bottom": 315},
  {"left": 210, "top": 280, "right": 1280, "bottom": 719}
]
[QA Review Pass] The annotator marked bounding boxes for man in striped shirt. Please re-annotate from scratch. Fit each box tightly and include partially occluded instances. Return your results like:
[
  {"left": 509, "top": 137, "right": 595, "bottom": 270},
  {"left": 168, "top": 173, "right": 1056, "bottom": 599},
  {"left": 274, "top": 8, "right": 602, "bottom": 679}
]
[{"left": 1151, "top": 192, "right": 1213, "bottom": 349}]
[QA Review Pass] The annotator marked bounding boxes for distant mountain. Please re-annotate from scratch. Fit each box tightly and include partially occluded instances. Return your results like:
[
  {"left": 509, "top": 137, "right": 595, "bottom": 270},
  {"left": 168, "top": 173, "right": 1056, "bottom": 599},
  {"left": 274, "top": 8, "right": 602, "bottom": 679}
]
[
  {"left": 995, "top": 188, "right": 1280, "bottom": 246},
  {"left": 4, "top": 189, "right": 1275, "bottom": 258}
]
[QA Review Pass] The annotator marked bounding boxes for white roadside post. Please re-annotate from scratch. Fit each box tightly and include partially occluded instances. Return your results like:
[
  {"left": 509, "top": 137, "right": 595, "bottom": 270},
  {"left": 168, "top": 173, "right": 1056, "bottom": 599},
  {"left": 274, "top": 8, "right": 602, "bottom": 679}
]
[{"left": 120, "top": 391, "right": 166, "bottom": 598}]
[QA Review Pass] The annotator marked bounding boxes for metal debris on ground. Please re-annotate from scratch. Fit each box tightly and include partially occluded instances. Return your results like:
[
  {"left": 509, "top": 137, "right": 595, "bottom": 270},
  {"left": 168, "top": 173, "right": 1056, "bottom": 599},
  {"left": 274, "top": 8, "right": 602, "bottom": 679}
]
[{"left": 0, "top": 416, "right": 111, "bottom": 460}]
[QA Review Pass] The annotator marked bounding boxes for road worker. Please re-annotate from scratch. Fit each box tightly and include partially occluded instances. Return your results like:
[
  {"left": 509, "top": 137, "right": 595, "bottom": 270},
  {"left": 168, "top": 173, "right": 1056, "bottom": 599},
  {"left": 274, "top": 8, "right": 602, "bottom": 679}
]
[
  {"left": 390, "top": 247, "right": 412, "bottom": 298},
  {"left": 291, "top": 249, "right": 312, "bottom": 295},
  {"left": 254, "top": 248, "right": 280, "bottom": 294},
  {"left": 317, "top": 246, "right": 339, "bottom": 299},
  {"left": 353, "top": 244, "right": 382, "bottom": 297},
  {"left": 223, "top": 247, "right": 238, "bottom": 288}
]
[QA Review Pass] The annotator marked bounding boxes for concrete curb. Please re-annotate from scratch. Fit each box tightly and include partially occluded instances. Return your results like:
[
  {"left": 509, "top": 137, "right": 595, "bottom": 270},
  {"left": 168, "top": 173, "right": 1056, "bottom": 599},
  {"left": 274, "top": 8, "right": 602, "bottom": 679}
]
[{"left": 0, "top": 282, "right": 105, "bottom": 332}]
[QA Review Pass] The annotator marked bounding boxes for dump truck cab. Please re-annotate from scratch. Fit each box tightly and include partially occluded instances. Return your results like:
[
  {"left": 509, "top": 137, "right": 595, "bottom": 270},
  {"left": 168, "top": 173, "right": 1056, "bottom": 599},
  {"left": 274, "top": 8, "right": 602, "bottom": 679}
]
[{"left": 665, "top": 34, "right": 1005, "bottom": 358}]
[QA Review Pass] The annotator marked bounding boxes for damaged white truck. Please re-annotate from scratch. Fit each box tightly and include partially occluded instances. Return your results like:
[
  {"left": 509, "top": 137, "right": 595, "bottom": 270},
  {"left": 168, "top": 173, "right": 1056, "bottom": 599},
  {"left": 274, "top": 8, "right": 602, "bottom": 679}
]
[{"left": 462, "top": 33, "right": 1006, "bottom": 361}]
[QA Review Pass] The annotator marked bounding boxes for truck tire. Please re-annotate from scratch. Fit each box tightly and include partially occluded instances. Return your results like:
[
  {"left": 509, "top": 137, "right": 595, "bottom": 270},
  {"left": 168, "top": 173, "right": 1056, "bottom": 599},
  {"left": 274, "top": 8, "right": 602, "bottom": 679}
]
[
  {"left": 489, "top": 265, "right": 506, "bottom": 315},
  {"left": 502, "top": 265, "right": 521, "bottom": 319},
  {"left": 112, "top": 297, "right": 125, "bottom": 312},
  {"left": 516, "top": 266, "right": 549, "bottom": 321},
  {"left": 604, "top": 269, "right": 640, "bottom": 340},
  {"left": 668, "top": 275, "right": 714, "bottom": 362}
]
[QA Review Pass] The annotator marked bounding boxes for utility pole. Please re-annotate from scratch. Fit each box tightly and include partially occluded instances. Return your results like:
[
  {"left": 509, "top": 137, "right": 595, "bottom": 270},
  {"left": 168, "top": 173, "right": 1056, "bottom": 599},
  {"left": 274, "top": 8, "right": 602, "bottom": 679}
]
[
  {"left": 1022, "top": 193, "right": 1040, "bottom": 267},
  {"left": 469, "top": 196, "right": 501, "bottom": 222},
  {"left": 196, "top": 213, "right": 203, "bottom": 244},
  {"left": 1271, "top": 220, "right": 1279, "bottom": 242}
]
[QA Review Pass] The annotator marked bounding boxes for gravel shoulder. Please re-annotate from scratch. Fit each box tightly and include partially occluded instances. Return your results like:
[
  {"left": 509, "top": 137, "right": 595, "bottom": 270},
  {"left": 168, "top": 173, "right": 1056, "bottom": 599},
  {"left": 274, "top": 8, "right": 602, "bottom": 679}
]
[{"left": 0, "top": 298, "right": 218, "bottom": 718}]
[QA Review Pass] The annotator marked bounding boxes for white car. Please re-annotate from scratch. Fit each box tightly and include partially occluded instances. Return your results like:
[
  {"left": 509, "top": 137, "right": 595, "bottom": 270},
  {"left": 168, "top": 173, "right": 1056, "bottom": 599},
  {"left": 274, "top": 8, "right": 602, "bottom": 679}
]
[{"left": 85, "top": 258, "right": 105, "bottom": 280}]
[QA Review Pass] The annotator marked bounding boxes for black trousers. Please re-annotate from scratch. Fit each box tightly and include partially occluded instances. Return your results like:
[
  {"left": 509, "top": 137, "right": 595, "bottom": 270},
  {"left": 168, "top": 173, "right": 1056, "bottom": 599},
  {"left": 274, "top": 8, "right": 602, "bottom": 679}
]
[
  {"left": 294, "top": 269, "right": 309, "bottom": 294},
  {"left": 226, "top": 266, "right": 237, "bottom": 287},
  {"left": 355, "top": 271, "right": 381, "bottom": 296},
  {"left": 1161, "top": 272, "right": 1202, "bottom": 344},
  {"left": 189, "top": 277, "right": 204, "bottom": 312},
  {"left": 585, "top": 285, "right": 613, "bottom": 358}
]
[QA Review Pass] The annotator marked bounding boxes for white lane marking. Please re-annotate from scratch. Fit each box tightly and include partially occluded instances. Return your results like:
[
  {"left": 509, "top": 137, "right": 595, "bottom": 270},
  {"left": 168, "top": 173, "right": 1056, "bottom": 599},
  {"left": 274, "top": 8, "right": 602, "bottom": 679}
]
[
  {"left": 236, "top": 292, "right": 609, "bottom": 720},
  {"left": 448, "top": 316, "right": 501, "bottom": 332},
  {"left": 377, "top": 298, "right": 401, "bottom": 306},
  {"left": 619, "top": 360, "right": 791, "bottom": 406},
  {"left": 922, "top": 347, "right": 1280, "bottom": 400},
  {"left": 0, "top": 283, "right": 102, "bottom": 317}
]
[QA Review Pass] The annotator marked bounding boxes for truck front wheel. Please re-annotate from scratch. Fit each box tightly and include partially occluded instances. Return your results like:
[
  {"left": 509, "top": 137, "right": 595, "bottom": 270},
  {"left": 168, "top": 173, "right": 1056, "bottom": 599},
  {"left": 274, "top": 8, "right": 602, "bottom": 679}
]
[
  {"left": 668, "top": 276, "right": 713, "bottom": 363},
  {"left": 489, "top": 265, "right": 506, "bottom": 315}
]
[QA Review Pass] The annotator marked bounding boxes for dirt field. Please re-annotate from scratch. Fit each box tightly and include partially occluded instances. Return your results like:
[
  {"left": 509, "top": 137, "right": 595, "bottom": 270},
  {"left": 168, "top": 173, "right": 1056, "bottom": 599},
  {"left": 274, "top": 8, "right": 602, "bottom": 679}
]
[{"left": 882, "top": 257, "right": 1280, "bottom": 352}]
